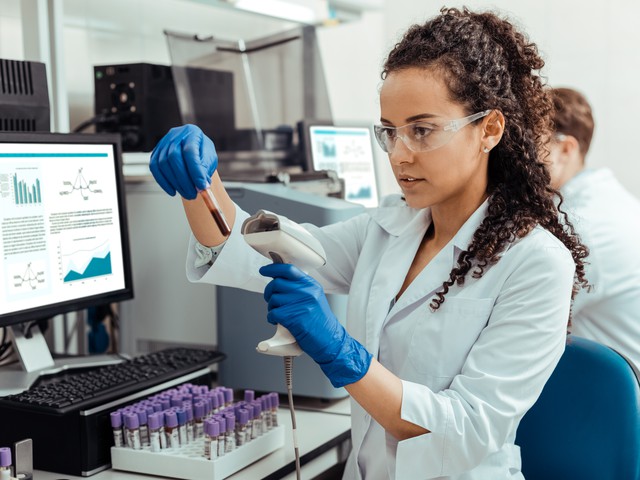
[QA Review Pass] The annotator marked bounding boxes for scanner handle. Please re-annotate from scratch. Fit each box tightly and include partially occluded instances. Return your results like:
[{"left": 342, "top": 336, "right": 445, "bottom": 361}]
[{"left": 256, "top": 324, "right": 303, "bottom": 357}]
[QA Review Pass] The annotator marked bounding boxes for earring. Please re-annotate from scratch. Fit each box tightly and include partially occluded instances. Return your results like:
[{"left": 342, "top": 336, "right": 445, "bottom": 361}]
[{"left": 483, "top": 147, "right": 490, "bottom": 153}]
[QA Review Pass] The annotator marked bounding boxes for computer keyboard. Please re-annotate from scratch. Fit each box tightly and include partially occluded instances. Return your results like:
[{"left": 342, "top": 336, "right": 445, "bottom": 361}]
[
  {"left": 0, "top": 347, "right": 225, "bottom": 476},
  {"left": 0, "top": 347, "right": 225, "bottom": 415}
]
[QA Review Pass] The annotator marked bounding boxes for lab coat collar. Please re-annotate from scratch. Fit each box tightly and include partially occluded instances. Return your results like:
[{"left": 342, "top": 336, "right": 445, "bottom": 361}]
[
  {"left": 367, "top": 195, "right": 428, "bottom": 237},
  {"left": 388, "top": 198, "right": 490, "bottom": 317},
  {"left": 451, "top": 198, "right": 490, "bottom": 257},
  {"left": 364, "top": 197, "right": 490, "bottom": 353}
]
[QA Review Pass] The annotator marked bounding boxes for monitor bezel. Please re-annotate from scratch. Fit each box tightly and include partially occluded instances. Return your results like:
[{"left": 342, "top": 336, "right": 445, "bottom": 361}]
[
  {"left": 300, "top": 120, "right": 380, "bottom": 206},
  {"left": 0, "top": 131, "right": 134, "bottom": 328}
]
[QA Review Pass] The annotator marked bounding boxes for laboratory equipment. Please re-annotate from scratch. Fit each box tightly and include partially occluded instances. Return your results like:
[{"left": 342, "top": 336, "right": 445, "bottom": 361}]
[
  {"left": 242, "top": 210, "right": 326, "bottom": 356},
  {"left": 92, "top": 63, "right": 234, "bottom": 152},
  {"left": 0, "top": 347, "right": 224, "bottom": 476},
  {"left": 0, "top": 58, "right": 50, "bottom": 133},
  {"left": 165, "top": 25, "right": 332, "bottom": 181},
  {"left": 217, "top": 182, "right": 365, "bottom": 399},
  {"left": 300, "top": 122, "right": 380, "bottom": 207},
  {"left": 110, "top": 382, "right": 284, "bottom": 479},
  {"left": 0, "top": 132, "right": 133, "bottom": 387}
]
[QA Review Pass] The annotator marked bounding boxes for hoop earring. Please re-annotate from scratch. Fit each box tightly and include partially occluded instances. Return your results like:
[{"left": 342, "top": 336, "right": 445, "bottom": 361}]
[{"left": 482, "top": 147, "right": 490, "bottom": 153}]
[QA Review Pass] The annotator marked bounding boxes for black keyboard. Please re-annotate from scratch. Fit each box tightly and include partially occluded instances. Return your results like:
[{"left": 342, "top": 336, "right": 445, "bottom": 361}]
[
  {"left": 0, "top": 347, "right": 225, "bottom": 476},
  {"left": 0, "top": 347, "right": 225, "bottom": 415}
]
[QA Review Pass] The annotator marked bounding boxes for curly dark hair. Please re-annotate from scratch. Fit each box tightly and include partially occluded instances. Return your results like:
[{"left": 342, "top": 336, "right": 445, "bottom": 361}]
[{"left": 382, "top": 7, "right": 589, "bottom": 313}]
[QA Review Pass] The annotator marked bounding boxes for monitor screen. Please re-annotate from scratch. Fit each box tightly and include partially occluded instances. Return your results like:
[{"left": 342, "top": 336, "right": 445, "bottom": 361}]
[
  {"left": 0, "top": 132, "right": 133, "bottom": 328},
  {"left": 306, "top": 125, "right": 379, "bottom": 208}
]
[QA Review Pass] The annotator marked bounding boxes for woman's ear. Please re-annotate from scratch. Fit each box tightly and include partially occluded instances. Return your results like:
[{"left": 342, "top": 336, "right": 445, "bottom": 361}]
[{"left": 481, "top": 110, "right": 505, "bottom": 152}]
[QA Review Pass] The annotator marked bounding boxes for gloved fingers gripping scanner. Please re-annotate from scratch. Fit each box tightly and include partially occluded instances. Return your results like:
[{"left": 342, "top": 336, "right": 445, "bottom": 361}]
[
  {"left": 241, "top": 210, "right": 327, "bottom": 356},
  {"left": 241, "top": 209, "right": 327, "bottom": 480}
]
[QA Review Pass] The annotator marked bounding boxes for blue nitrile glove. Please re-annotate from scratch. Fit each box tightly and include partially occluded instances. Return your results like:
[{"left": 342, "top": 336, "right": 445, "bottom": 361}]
[
  {"left": 149, "top": 124, "right": 218, "bottom": 200},
  {"left": 260, "top": 263, "right": 373, "bottom": 388}
]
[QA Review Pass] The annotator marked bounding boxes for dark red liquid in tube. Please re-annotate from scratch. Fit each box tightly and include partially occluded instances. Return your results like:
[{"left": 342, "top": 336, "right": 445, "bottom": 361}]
[{"left": 200, "top": 189, "right": 231, "bottom": 237}]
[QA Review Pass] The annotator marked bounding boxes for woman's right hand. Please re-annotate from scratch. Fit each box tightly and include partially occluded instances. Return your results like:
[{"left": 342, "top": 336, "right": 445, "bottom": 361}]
[{"left": 149, "top": 124, "right": 218, "bottom": 200}]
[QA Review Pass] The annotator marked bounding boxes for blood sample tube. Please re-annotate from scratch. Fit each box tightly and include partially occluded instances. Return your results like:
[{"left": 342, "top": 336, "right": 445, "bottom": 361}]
[{"left": 200, "top": 188, "right": 231, "bottom": 236}]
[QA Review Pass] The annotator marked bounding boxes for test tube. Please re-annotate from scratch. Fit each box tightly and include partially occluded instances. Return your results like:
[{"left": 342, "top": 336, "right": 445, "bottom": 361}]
[
  {"left": 212, "top": 415, "right": 226, "bottom": 458},
  {"left": 269, "top": 392, "right": 279, "bottom": 427},
  {"left": 123, "top": 413, "right": 142, "bottom": 450},
  {"left": 164, "top": 411, "right": 179, "bottom": 449},
  {"left": 236, "top": 408, "right": 250, "bottom": 446},
  {"left": 110, "top": 411, "right": 124, "bottom": 447},
  {"left": 135, "top": 408, "right": 150, "bottom": 446},
  {"left": 251, "top": 400, "right": 263, "bottom": 437},
  {"left": 148, "top": 413, "right": 163, "bottom": 452},
  {"left": 200, "top": 187, "right": 231, "bottom": 236},
  {"left": 175, "top": 408, "right": 188, "bottom": 445},
  {"left": 0, "top": 448, "right": 12, "bottom": 480},
  {"left": 204, "top": 420, "right": 220, "bottom": 460},
  {"left": 194, "top": 402, "right": 206, "bottom": 439},
  {"left": 224, "top": 414, "right": 236, "bottom": 453},
  {"left": 261, "top": 395, "right": 272, "bottom": 431},
  {"left": 184, "top": 404, "right": 195, "bottom": 443}
]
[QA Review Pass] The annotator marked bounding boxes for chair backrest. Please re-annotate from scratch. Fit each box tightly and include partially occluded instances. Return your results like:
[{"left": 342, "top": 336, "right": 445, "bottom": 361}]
[{"left": 516, "top": 335, "right": 640, "bottom": 480}]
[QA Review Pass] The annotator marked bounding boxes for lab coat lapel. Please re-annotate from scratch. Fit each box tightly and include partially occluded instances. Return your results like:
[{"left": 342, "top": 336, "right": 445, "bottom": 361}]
[
  {"left": 388, "top": 199, "right": 491, "bottom": 319},
  {"left": 365, "top": 209, "right": 430, "bottom": 354}
]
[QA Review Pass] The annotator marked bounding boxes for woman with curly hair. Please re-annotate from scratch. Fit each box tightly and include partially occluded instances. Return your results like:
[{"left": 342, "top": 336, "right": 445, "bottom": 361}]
[{"left": 150, "top": 7, "right": 588, "bottom": 479}]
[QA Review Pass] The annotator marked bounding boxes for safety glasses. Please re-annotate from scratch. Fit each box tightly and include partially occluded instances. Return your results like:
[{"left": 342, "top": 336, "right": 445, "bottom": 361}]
[{"left": 373, "top": 110, "right": 492, "bottom": 154}]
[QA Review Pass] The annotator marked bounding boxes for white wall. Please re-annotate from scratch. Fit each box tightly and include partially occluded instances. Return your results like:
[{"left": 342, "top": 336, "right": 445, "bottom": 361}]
[
  {"left": 2, "top": 0, "right": 639, "bottom": 198},
  {"left": 0, "top": 0, "right": 23, "bottom": 59},
  {"left": 381, "top": 1, "right": 640, "bottom": 198}
]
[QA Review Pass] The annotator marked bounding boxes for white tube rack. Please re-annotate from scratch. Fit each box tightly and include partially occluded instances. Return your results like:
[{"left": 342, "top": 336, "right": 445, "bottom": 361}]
[{"left": 111, "top": 425, "right": 285, "bottom": 480}]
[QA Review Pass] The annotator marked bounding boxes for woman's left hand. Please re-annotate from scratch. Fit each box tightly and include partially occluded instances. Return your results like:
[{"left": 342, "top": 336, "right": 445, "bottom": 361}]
[{"left": 260, "top": 263, "right": 372, "bottom": 388}]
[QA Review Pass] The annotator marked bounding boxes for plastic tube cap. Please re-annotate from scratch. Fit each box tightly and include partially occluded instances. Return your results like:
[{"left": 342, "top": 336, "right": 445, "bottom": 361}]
[
  {"left": 244, "top": 390, "right": 255, "bottom": 403},
  {"left": 110, "top": 411, "right": 122, "bottom": 428},
  {"left": 194, "top": 402, "right": 205, "bottom": 419},
  {"left": 175, "top": 408, "right": 187, "bottom": 425},
  {"left": 0, "top": 447, "right": 11, "bottom": 467},
  {"left": 148, "top": 412, "right": 162, "bottom": 430},
  {"left": 123, "top": 412, "right": 139, "bottom": 429},
  {"left": 164, "top": 410, "right": 178, "bottom": 428},
  {"left": 238, "top": 408, "right": 250, "bottom": 426}
]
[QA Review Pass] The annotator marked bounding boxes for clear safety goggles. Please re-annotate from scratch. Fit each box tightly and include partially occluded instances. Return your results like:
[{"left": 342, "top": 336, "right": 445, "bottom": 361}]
[{"left": 373, "top": 110, "right": 492, "bottom": 154}]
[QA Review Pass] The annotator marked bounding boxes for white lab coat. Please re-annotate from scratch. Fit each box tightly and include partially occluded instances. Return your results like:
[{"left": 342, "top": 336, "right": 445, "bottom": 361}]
[
  {"left": 561, "top": 168, "right": 640, "bottom": 370},
  {"left": 186, "top": 194, "right": 575, "bottom": 479}
]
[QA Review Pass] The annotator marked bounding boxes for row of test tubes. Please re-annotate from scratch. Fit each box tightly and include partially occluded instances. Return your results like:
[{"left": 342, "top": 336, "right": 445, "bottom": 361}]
[{"left": 109, "top": 383, "right": 280, "bottom": 460}]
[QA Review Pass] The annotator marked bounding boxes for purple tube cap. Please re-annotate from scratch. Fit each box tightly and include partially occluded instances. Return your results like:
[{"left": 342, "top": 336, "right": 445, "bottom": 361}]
[
  {"left": 164, "top": 410, "right": 178, "bottom": 428},
  {"left": 252, "top": 401, "right": 262, "bottom": 416},
  {"left": 270, "top": 392, "right": 280, "bottom": 407},
  {"left": 209, "top": 420, "right": 220, "bottom": 437},
  {"left": 148, "top": 412, "right": 163, "bottom": 430},
  {"left": 0, "top": 447, "right": 11, "bottom": 467},
  {"left": 212, "top": 415, "right": 226, "bottom": 432},
  {"left": 244, "top": 389, "right": 255, "bottom": 403},
  {"left": 194, "top": 402, "right": 205, "bottom": 419},
  {"left": 110, "top": 411, "right": 122, "bottom": 428},
  {"left": 175, "top": 408, "right": 187, "bottom": 425},
  {"left": 123, "top": 412, "right": 139, "bottom": 429},
  {"left": 135, "top": 408, "right": 148, "bottom": 424},
  {"left": 238, "top": 408, "right": 250, "bottom": 425},
  {"left": 224, "top": 413, "right": 236, "bottom": 431}
]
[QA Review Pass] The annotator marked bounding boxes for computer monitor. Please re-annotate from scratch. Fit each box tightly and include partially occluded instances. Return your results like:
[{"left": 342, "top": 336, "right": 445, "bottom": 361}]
[
  {"left": 303, "top": 123, "right": 379, "bottom": 207},
  {"left": 0, "top": 132, "right": 133, "bottom": 378}
]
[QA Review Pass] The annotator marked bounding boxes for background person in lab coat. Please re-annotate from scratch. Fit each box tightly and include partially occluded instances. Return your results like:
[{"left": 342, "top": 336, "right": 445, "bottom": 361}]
[
  {"left": 546, "top": 87, "right": 640, "bottom": 370},
  {"left": 150, "top": 8, "right": 589, "bottom": 479}
]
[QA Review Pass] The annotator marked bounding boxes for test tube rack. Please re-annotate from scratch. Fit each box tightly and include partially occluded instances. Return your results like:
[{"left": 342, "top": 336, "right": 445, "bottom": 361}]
[{"left": 111, "top": 425, "right": 285, "bottom": 480}]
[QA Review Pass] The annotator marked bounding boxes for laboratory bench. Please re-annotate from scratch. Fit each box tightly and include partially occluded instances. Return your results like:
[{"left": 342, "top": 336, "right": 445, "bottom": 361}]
[{"left": 34, "top": 397, "right": 352, "bottom": 480}]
